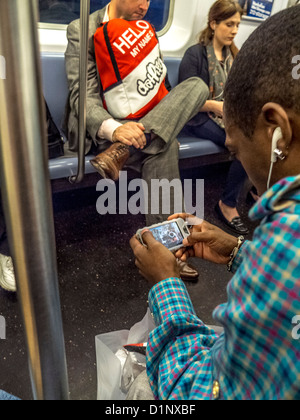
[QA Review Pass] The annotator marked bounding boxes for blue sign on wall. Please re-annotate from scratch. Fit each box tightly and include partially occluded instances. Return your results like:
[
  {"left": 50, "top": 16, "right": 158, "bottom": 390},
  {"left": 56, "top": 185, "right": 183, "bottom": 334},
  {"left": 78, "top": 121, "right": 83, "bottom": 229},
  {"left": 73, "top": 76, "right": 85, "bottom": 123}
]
[{"left": 248, "top": 0, "right": 274, "bottom": 20}]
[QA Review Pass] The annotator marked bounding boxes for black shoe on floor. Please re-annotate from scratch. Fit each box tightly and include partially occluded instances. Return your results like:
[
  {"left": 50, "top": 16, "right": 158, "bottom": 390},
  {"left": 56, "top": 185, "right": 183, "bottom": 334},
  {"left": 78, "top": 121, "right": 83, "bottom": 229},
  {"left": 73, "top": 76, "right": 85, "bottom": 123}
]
[{"left": 215, "top": 203, "right": 249, "bottom": 235}]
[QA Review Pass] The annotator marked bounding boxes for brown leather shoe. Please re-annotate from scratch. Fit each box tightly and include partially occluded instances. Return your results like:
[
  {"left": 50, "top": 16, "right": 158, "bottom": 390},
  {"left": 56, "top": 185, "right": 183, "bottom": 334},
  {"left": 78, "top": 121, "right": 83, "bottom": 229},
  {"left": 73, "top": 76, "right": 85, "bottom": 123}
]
[
  {"left": 176, "top": 258, "right": 199, "bottom": 283},
  {"left": 90, "top": 142, "right": 130, "bottom": 181}
]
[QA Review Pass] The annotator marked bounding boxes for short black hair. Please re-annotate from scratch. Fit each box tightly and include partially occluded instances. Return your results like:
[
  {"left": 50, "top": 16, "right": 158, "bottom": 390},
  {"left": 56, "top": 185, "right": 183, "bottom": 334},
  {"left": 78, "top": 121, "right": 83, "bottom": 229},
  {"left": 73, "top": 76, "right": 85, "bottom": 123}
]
[{"left": 224, "top": 5, "right": 300, "bottom": 138}]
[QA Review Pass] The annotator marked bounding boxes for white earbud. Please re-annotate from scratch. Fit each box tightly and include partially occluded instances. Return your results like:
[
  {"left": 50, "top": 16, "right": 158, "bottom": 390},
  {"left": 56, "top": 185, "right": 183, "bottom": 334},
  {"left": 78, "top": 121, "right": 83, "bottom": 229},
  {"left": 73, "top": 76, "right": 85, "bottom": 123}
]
[
  {"left": 271, "top": 127, "right": 283, "bottom": 163},
  {"left": 267, "top": 127, "right": 283, "bottom": 189}
]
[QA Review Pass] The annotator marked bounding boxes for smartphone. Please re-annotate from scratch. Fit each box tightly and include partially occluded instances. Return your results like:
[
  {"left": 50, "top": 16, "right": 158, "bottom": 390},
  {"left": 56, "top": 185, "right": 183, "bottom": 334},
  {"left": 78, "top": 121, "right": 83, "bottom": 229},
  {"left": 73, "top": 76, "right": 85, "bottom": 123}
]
[{"left": 136, "top": 218, "right": 190, "bottom": 252}]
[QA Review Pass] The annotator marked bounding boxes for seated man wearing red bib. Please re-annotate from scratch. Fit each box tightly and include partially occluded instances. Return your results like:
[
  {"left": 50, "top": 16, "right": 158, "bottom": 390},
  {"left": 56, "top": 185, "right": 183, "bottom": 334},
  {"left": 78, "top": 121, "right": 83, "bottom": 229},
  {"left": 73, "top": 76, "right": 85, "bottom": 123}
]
[{"left": 64, "top": 0, "right": 209, "bottom": 281}]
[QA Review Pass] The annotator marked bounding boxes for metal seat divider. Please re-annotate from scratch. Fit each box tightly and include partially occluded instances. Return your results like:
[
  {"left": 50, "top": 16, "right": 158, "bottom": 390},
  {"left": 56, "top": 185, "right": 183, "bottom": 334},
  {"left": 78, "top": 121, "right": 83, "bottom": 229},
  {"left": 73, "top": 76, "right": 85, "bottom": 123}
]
[{"left": 70, "top": 0, "right": 90, "bottom": 184}]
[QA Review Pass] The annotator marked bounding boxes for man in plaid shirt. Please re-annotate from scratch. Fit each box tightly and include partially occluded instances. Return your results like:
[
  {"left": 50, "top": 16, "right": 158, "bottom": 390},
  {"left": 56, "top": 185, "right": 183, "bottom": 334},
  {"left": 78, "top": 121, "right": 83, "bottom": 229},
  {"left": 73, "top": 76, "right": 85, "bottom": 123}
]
[{"left": 130, "top": 6, "right": 300, "bottom": 400}]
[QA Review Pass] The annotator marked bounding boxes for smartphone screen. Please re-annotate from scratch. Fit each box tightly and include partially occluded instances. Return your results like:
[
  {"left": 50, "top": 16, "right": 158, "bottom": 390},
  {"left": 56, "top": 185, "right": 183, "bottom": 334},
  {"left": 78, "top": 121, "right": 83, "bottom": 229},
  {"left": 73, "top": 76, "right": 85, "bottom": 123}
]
[{"left": 150, "top": 221, "right": 184, "bottom": 250}]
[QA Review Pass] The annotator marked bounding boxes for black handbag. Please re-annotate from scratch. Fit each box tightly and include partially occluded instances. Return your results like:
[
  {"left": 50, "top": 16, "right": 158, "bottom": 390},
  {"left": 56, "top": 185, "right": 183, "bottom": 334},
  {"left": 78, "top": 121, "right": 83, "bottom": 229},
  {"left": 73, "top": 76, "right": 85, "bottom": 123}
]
[{"left": 45, "top": 100, "right": 64, "bottom": 159}]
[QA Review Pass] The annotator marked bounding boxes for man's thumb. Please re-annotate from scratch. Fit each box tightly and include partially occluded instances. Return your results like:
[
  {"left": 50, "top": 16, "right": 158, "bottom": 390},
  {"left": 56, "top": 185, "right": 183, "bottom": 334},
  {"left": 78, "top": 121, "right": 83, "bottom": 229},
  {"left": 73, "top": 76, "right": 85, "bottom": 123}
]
[{"left": 141, "top": 230, "right": 156, "bottom": 247}]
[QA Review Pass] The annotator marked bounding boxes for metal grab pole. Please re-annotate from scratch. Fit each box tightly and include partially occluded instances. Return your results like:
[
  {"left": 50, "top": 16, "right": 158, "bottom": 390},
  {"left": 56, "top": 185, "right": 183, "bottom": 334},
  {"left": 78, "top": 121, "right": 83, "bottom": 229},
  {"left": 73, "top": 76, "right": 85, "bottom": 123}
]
[
  {"left": 70, "top": 0, "right": 90, "bottom": 184},
  {"left": 0, "top": 0, "right": 69, "bottom": 400}
]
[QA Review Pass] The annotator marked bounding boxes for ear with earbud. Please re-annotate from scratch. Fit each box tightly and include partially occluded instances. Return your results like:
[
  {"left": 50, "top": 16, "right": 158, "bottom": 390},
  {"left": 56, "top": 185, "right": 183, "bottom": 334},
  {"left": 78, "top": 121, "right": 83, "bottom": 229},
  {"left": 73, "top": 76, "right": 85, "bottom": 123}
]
[
  {"left": 267, "top": 127, "right": 286, "bottom": 189},
  {"left": 271, "top": 127, "right": 284, "bottom": 163}
]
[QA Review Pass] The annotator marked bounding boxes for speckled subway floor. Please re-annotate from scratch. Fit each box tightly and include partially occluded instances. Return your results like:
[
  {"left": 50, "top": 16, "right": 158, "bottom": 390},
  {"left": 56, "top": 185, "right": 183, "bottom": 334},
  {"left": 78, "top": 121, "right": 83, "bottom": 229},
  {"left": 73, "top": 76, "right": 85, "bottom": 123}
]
[{"left": 0, "top": 162, "right": 258, "bottom": 400}]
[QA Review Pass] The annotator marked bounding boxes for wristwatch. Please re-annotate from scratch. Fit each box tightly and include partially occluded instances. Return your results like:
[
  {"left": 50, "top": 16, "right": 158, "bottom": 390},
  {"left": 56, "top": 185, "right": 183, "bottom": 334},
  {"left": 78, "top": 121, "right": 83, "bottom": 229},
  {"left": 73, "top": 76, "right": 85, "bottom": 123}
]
[{"left": 227, "top": 236, "right": 245, "bottom": 272}]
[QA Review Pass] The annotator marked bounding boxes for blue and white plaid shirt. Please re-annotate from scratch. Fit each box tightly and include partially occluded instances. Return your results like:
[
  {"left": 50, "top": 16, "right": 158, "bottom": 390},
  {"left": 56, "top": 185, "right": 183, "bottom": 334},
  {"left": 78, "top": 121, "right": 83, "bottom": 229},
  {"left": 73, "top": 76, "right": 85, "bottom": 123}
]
[{"left": 147, "top": 176, "right": 300, "bottom": 400}]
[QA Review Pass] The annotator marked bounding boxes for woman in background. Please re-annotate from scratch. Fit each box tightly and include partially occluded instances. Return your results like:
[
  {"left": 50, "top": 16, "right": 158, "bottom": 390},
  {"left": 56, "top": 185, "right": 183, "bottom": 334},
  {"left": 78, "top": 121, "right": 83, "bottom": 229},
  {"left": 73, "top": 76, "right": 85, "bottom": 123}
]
[{"left": 179, "top": 0, "right": 249, "bottom": 235}]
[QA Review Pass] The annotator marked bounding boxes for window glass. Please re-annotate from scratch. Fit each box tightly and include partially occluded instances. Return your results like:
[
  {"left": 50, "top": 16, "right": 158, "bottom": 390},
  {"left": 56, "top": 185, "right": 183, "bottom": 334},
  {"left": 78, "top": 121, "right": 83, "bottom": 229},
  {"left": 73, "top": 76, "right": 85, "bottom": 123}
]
[{"left": 39, "top": 0, "right": 171, "bottom": 32}]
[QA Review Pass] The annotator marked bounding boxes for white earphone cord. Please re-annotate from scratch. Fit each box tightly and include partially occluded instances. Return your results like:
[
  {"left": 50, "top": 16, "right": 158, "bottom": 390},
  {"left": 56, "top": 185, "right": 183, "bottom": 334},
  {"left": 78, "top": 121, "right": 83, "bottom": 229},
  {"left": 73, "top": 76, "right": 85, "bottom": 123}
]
[{"left": 267, "top": 161, "right": 274, "bottom": 190}]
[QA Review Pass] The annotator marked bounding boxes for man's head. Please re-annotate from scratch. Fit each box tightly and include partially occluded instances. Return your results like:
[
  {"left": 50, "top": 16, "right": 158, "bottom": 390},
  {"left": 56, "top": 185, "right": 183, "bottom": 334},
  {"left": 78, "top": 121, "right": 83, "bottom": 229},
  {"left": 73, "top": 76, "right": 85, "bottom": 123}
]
[
  {"left": 109, "top": 0, "right": 150, "bottom": 21},
  {"left": 224, "top": 6, "right": 300, "bottom": 195}
]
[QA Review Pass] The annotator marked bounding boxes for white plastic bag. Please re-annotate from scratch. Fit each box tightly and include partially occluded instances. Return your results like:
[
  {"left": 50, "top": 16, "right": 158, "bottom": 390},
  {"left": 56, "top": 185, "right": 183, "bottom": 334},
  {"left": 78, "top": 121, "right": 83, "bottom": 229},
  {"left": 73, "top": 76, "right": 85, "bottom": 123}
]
[{"left": 95, "top": 309, "right": 155, "bottom": 400}]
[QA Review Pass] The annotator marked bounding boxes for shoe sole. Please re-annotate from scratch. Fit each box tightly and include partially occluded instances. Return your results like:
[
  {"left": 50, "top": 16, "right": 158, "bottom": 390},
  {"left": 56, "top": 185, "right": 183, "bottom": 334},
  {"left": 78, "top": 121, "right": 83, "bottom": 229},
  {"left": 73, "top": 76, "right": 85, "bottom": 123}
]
[
  {"left": 90, "top": 159, "right": 120, "bottom": 182},
  {"left": 90, "top": 159, "right": 108, "bottom": 179},
  {"left": 181, "top": 276, "right": 199, "bottom": 283},
  {"left": 0, "top": 278, "right": 16, "bottom": 292},
  {"left": 0, "top": 284, "right": 17, "bottom": 292}
]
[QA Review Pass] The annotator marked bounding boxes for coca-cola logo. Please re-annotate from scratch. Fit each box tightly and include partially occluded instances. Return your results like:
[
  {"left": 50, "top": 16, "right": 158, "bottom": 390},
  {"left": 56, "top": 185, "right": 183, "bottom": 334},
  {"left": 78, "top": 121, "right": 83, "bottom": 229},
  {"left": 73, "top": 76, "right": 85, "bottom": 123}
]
[{"left": 137, "top": 58, "right": 164, "bottom": 97}]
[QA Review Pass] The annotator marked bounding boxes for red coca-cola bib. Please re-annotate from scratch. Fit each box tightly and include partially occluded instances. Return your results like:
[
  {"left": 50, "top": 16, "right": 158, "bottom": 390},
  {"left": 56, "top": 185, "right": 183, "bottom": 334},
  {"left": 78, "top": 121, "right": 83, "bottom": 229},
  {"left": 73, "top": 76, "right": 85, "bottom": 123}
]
[{"left": 94, "top": 19, "right": 169, "bottom": 120}]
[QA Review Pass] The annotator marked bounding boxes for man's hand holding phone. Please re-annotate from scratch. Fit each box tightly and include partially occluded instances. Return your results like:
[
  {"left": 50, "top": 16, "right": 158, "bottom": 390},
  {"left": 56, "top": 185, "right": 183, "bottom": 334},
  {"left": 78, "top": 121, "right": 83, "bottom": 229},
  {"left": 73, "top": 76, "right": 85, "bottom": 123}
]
[
  {"left": 169, "top": 213, "right": 239, "bottom": 265},
  {"left": 130, "top": 230, "right": 180, "bottom": 286},
  {"left": 130, "top": 214, "right": 240, "bottom": 286}
]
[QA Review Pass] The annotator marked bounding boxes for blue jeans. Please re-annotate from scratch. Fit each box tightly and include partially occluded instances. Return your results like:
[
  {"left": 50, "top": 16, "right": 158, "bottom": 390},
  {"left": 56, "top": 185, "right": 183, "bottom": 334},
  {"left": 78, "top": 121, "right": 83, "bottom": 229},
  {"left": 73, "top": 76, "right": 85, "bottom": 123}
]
[{"left": 181, "top": 119, "right": 248, "bottom": 208}]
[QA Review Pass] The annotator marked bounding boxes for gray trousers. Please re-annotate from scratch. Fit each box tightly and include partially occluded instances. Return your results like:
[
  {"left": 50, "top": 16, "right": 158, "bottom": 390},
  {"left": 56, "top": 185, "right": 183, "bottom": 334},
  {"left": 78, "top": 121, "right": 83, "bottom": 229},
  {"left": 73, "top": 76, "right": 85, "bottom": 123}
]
[{"left": 97, "top": 78, "right": 209, "bottom": 225}]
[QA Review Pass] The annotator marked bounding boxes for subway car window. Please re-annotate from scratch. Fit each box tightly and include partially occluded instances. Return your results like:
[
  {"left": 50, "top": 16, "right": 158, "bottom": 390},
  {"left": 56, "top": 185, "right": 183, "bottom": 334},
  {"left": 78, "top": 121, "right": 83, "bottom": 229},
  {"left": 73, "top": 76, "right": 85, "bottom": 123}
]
[{"left": 38, "top": 0, "right": 172, "bottom": 31}]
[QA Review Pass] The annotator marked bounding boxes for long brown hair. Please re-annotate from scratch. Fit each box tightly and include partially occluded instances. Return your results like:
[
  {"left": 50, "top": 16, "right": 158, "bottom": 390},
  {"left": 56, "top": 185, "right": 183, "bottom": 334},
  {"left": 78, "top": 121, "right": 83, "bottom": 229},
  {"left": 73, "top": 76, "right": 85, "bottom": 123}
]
[{"left": 199, "top": 0, "right": 243, "bottom": 58}]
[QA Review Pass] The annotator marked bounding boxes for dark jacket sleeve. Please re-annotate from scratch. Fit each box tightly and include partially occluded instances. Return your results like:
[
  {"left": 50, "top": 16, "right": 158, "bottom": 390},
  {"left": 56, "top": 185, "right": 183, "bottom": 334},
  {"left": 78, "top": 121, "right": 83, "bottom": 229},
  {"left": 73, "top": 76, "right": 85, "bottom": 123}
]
[
  {"left": 179, "top": 44, "right": 210, "bottom": 127},
  {"left": 179, "top": 44, "right": 209, "bottom": 86}
]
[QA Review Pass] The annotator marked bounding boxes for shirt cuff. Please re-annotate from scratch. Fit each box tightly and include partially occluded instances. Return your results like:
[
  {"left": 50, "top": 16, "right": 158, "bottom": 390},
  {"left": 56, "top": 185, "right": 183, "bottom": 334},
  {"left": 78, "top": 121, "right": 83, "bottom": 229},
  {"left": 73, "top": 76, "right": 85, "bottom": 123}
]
[
  {"left": 97, "top": 119, "right": 123, "bottom": 142},
  {"left": 148, "top": 277, "right": 196, "bottom": 326}
]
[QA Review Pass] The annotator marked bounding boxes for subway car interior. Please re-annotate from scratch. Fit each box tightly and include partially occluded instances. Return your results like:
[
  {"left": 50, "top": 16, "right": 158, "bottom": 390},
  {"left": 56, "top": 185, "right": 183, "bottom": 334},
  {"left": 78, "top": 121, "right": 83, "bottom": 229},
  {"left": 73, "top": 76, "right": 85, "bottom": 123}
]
[{"left": 0, "top": 0, "right": 299, "bottom": 401}]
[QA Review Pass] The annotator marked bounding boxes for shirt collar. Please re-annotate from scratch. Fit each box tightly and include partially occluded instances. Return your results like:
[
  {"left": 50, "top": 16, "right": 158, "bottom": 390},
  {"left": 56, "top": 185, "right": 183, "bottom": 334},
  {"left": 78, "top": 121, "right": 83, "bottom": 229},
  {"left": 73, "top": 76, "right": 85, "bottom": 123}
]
[
  {"left": 250, "top": 175, "right": 300, "bottom": 221},
  {"left": 103, "top": 4, "right": 110, "bottom": 22}
]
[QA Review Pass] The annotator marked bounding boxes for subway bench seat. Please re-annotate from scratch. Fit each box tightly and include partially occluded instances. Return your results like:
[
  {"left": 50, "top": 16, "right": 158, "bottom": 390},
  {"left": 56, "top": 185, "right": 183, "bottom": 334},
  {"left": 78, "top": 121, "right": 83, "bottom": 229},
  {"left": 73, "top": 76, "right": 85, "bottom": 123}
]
[{"left": 41, "top": 53, "right": 228, "bottom": 181}]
